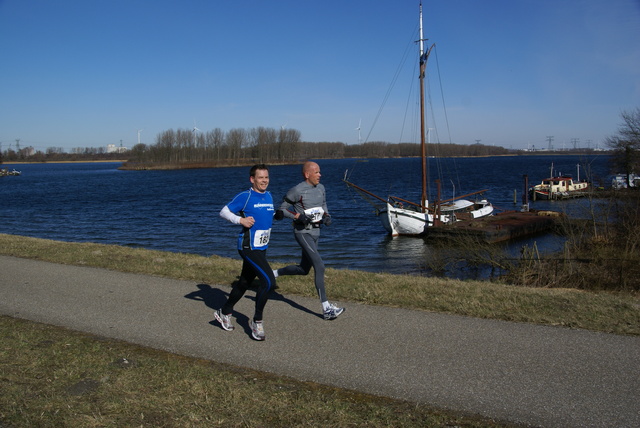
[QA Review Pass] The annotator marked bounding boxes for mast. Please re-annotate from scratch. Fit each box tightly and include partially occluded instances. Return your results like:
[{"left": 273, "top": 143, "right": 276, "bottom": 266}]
[{"left": 418, "top": 1, "right": 428, "bottom": 212}]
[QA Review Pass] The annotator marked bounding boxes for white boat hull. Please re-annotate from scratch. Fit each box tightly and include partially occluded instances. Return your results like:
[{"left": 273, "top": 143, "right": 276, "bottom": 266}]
[
  {"left": 380, "top": 204, "right": 430, "bottom": 236},
  {"left": 473, "top": 204, "right": 494, "bottom": 218},
  {"left": 380, "top": 200, "right": 493, "bottom": 236}
]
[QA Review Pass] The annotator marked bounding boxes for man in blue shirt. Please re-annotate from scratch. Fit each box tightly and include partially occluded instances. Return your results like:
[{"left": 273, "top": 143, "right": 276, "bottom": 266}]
[{"left": 216, "top": 164, "right": 277, "bottom": 341}]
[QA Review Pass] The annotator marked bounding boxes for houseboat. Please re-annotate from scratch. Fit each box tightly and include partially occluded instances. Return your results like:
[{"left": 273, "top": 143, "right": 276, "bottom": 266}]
[{"left": 530, "top": 175, "right": 589, "bottom": 200}]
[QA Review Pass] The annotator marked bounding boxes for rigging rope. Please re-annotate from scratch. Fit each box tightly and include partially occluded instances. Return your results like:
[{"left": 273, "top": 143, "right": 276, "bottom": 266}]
[{"left": 364, "top": 37, "right": 414, "bottom": 146}]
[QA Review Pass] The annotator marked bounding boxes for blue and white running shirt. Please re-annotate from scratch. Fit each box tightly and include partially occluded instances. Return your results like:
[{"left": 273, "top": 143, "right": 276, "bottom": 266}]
[{"left": 224, "top": 188, "right": 275, "bottom": 250}]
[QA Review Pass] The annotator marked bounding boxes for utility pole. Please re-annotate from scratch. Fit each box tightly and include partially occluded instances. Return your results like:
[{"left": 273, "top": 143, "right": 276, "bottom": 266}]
[
  {"left": 546, "top": 136, "right": 554, "bottom": 150},
  {"left": 571, "top": 138, "right": 579, "bottom": 150}
]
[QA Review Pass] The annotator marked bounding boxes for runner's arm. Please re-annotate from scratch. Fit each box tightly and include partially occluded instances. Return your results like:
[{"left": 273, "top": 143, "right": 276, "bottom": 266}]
[{"left": 220, "top": 205, "right": 241, "bottom": 225}]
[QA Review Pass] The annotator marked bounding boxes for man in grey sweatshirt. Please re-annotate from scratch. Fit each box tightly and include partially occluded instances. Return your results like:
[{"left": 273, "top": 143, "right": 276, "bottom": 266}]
[{"left": 274, "top": 161, "right": 345, "bottom": 320}]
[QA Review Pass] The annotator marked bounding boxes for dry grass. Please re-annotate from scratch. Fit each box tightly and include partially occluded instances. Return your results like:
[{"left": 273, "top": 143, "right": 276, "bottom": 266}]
[
  {"left": 1, "top": 233, "right": 638, "bottom": 426},
  {"left": 1, "top": 233, "right": 638, "bottom": 336},
  {"left": 0, "top": 316, "right": 514, "bottom": 427}
]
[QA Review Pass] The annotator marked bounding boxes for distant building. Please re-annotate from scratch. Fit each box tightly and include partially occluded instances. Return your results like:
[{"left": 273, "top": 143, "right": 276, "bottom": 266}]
[{"left": 107, "top": 144, "right": 128, "bottom": 154}]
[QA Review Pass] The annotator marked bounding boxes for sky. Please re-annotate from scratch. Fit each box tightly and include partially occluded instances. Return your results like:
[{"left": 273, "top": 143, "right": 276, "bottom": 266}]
[{"left": 1, "top": 0, "right": 639, "bottom": 153}]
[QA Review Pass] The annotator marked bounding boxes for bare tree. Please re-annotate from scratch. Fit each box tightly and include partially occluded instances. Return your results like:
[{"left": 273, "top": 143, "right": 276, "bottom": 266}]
[
  {"left": 278, "top": 128, "right": 301, "bottom": 162},
  {"left": 206, "top": 128, "right": 225, "bottom": 162},
  {"left": 130, "top": 143, "right": 148, "bottom": 162},
  {"left": 606, "top": 108, "right": 640, "bottom": 187},
  {"left": 226, "top": 128, "right": 247, "bottom": 164}
]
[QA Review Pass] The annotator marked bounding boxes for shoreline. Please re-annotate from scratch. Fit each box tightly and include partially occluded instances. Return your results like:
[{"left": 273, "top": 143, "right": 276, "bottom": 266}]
[
  {"left": 2, "top": 151, "right": 609, "bottom": 173},
  {"left": 2, "top": 160, "right": 128, "bottom": 165}
]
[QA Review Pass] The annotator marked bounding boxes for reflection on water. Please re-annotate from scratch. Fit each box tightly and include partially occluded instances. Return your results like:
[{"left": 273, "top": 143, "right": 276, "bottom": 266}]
[{"left": 382, "top": 235, "right": 434, "bottom": 274}]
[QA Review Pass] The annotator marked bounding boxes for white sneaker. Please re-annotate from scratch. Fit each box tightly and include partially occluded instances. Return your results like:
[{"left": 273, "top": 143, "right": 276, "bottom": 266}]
[
  {"left": 323, "top": 303, "right": 345, "bottom": 320},
  {"left": 214, "top": 309, "right": 234, "bottom": 331},
  {"left": 250, "top": 320, "right": 265, "bottom": 341}
]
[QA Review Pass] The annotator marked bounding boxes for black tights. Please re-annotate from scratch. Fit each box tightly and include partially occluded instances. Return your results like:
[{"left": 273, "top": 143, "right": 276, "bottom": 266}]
[{"left": 222, "top": 248, "right": 275, "bottom": 322}]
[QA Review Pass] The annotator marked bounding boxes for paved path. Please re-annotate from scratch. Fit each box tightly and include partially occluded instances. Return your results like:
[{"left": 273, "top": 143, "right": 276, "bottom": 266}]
[{"left": 1, "top": 255, "right": 638, "bottom": 427}]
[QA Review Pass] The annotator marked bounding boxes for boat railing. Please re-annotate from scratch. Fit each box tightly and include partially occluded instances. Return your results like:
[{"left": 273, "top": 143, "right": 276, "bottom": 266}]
[
  {"left": 437, "top": 189, "right": 489, "bottom": 204},
  {"left": 387, "top": 196, "right": 434, "bottom": 213}
]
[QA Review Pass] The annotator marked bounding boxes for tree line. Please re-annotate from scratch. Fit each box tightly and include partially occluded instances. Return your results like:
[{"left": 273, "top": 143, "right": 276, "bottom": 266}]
[
  {"left": 126, "top": 127, "right": 303, "bottom": 166},
  {"left": 0, "top": 146, "right": 126, "bottom": 163},
  {"left": 604, "top": 107, "right": 640, "bottom": 187},
  {"left": 121, "top": 111, "right": 635, "bottom": 169},
  {"left": 119, "top": 126, "right": 511, "bottom": 168},
  {"left": 8, "top": 108, "right": 639, "bottom": 168}
]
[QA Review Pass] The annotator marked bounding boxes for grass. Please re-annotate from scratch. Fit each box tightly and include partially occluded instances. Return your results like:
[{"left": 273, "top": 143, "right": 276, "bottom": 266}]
[
  {"left": 1, "top": 233, "right": 639, "bottom": 427},
  {"left": 1, "top": 233, "right": 638, "bottom": 336},
  {"left": 1, "top": 316, "right": 515, "bottom": 427}
]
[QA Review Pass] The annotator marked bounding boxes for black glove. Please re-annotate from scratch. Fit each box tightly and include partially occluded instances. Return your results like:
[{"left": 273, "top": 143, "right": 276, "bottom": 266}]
[
  {"left": 322, "top": 214, "right": 332, "bottom": 226},
  {"left": 296, "top": 213, "right": 312, "bottom": 226},
  {"left": 274, "top": 210, "right": 284, "bottom": 220}
]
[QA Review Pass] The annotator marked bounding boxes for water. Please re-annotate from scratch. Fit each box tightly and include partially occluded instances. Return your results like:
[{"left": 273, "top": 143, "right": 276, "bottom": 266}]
[{"left": 0, "top": 154, "right": 612, "bottom": 278}]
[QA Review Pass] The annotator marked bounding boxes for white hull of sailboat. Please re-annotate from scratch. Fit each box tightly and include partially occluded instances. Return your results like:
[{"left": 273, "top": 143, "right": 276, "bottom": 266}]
[
  {"left": 466, "top": 201, "right": 494, "bottom": 219},
  {"left": 380, "top": 200, "right": 494, "bottom": 236},
  {"left": 380, "top": 203, "right": 430, "bottom": 236}
]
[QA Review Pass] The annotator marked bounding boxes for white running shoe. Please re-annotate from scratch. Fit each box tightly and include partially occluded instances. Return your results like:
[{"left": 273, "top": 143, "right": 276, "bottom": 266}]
[
  {"left": 250, "top": 320, "right": 265, "bottom": 341},
  {"left": 214, "top": 309, "right": 234, "bottom": 331},
  {"left": 323, "top": 303, "right": 345, "bottom": 320}
]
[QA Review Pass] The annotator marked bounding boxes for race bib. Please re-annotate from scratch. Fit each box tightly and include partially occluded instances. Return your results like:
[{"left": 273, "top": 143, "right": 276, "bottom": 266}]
[
  {"left": 304, "top": 207, "right": 325, "bottom": 223},
  {"left": 253, "top": 229, "right": 271, "bottom": 247}
]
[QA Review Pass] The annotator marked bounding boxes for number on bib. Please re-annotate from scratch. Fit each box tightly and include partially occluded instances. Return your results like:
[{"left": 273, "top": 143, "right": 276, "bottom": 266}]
[
  {"left": 253, "top": 229, "right": 271, "bottom": 247},
  {"left": 304, "top": 207, "right": 325, "bottom": 223}
]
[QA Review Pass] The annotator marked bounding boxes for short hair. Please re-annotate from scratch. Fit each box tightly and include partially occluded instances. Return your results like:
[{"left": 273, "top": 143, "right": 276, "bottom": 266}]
[
  {"left": 250, "top": 164, "right": 269, "bottom": 177},
  {"left": 302, "top": 161, "right": 317, "bottom": 175}
]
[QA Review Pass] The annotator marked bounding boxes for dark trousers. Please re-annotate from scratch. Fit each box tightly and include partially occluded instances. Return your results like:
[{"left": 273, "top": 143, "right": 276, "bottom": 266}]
[
  {"left": 279, "top": 232, "right": 327, "bottom": 302},
  {"left": 222, "top": 248, "right": 275, "bottom": 322}
]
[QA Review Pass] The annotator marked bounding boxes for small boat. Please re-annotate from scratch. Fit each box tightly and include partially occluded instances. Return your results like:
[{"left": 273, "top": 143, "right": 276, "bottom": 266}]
[
  {"left": 0, "top": 168, "right": 21, "bottom": 177},
  {"left": 530, "top": 164, "right": 589, "bottom": 200},
  {"left": 611, "top": 173, "right": 639, "bottom": 190},
  {"left": 343, "top": 2, "right": 493, "bottom": 236}
]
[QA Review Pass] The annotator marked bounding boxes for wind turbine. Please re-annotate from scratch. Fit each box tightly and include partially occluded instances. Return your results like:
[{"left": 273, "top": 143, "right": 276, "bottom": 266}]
[
  {"left": 355, "top": 119, "right": 362, "bottom": 144},
  {"left": 193, "top": 120, "right": 201, "bottom": 145},
  {"left": 137, "top": 129, "right": 143, "bottom": 145}
]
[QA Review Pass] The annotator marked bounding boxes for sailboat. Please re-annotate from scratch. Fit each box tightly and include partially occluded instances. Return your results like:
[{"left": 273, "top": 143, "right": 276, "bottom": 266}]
[{"left": 343, "top": 1, "right": 493, "bottom": 236}]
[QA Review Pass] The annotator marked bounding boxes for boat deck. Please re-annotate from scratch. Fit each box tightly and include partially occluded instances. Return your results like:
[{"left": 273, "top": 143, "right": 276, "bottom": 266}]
[
  {"left": 427, "top": 210, "right": 560, "bottom": 243},
  {"left": 531, "top": 191, "right": 590, "bottom": 201}
]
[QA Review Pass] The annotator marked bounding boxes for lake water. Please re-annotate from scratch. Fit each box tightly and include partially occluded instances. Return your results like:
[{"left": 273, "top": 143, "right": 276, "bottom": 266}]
[{"left": 0, "top": 154, "right": 613, "bottom": 279}]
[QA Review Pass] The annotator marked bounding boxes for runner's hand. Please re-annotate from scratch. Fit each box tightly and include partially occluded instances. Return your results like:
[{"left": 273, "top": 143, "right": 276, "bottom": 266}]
[
  {"left": 296, "top": 213, "right": 312, "bottom": 226},
  {"left": 240, "top": 216, "right": 255, "bottom": 228}
]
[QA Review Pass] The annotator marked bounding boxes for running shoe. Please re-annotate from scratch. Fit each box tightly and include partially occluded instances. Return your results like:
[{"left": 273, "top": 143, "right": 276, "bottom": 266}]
[
  {"left": 323, "top": 303, "right": 345, "bottom": 320},
  {"left": 250, "top": 320, "right": 265, "bottom": 341},
  {"left": 214, "top": 309, "right": 234, "bottom": 331}
]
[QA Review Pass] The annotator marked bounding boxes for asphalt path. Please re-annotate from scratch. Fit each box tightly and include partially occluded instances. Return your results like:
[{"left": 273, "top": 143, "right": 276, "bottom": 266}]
[{"left": 1, "top": 255, "right": 638, "bottom": 427}]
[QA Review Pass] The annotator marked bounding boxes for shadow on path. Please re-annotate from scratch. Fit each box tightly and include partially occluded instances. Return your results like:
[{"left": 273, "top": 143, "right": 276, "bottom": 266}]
[{"left": 184, "top": 283, "right": 321, "bottom": 339}]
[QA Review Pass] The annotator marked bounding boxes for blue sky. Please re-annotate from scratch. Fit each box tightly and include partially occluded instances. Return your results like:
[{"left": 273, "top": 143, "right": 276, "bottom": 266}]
[{"left": 1, "top": 0, "right": 639, "bottom": 153}]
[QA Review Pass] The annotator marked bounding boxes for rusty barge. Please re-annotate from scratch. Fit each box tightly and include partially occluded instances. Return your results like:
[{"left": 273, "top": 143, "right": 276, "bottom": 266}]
[{"left": 426, "top": 210, "right": 561, "bottom": 243}]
